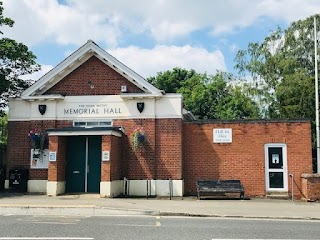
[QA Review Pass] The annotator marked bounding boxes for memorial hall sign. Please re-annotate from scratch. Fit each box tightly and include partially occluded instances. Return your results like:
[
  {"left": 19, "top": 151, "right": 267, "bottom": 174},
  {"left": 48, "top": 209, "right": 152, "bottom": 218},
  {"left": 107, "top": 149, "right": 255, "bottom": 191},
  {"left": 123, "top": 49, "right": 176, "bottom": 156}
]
[{"left": 59, "top": 102, "right": 127, "bottom": 118}]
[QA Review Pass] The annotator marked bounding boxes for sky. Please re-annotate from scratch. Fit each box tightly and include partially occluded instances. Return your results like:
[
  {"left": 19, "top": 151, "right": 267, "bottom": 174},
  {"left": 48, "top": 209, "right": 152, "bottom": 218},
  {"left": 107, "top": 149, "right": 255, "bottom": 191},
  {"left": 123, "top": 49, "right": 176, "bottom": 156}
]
[{"left": 2, "top": 0, "right": 320, "bottom": 81}]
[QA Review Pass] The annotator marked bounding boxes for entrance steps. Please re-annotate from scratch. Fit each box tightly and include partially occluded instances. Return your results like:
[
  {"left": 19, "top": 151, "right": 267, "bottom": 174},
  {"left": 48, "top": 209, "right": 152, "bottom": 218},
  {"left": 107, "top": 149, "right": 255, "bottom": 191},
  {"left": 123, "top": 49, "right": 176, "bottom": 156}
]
[{"left": 266, "top": 192, "right": 290, "bottom": 200}]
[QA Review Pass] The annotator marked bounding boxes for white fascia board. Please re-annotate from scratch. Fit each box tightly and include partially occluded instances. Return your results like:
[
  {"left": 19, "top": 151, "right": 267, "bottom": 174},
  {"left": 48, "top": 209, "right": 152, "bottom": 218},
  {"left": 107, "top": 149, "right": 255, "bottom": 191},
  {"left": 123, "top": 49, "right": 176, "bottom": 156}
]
[
  {"left": 120, "top": 93, "right": 181, "bottom": 100},
  {"left": 48, "top": 130, "right": 122, "bottom": 137},
  {"left": 120, "top": 93, "right": 163, "bottom": 99},
  {"left": 161, "top": 93, "right": 183, "bottom": 98},
  {"left": 22, "top": 40, "right": 162, "bottom": 97},
  {"left": 21, "top": 95, "right": 65, "bottom": 101}
]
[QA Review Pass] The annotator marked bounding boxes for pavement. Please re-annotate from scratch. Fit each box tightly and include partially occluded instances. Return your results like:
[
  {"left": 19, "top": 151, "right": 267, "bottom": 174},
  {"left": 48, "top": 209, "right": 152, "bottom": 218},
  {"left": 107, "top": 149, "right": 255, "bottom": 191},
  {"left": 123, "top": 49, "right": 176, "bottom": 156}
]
[{"left": 0, "top": 192, "right": 319, "bottom": 220}]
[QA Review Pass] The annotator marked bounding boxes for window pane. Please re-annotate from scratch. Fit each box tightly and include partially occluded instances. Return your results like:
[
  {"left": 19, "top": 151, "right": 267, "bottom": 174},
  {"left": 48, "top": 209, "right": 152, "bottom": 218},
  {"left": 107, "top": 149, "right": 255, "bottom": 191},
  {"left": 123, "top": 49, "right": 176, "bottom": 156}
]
[
  {"left": 269, "top": 172, "right": 284, "bottom": 188},
  {"left": 87, "top": 122, "right": 99, "bottom": 126},
  {"left": 74, "top": 122, "right": 86, "bottom": 127},
  {"left": 99, "top": 122, "right": 112, "bottom": 126}
]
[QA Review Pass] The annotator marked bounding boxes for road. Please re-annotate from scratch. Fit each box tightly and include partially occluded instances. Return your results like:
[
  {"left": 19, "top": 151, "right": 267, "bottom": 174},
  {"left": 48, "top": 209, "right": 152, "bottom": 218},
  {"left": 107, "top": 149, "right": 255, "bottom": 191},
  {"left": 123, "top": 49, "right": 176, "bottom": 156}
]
[{"left": 0, "top": 214, "right": 319, "bottom": 239}]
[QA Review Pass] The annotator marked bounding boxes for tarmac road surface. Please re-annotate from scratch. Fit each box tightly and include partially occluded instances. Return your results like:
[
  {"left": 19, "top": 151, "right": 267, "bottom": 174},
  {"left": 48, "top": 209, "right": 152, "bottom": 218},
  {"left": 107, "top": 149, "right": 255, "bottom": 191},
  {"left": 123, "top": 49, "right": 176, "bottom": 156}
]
[{"left": 0, "top": 214, "right": 319, "bottom": 240}]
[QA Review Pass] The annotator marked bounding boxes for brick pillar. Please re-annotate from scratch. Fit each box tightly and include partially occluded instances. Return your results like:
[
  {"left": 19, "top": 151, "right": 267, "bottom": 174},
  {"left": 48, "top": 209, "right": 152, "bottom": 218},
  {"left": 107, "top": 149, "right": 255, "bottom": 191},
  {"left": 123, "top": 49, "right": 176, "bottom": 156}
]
[
  {"left": 100, "top": 135, "right": 122, "bottom": 197},
  {"left": 100, "top": 135, "right": 111, "bottom": 197},
  {"left": 101, "top": 135, "right": 111, "bottom": 182},
  {"left": 47, "top": 135, "right": 66, "bottom": 196},
  {"left": 301, "top": 173, "right": 320, "bottom": 201}
]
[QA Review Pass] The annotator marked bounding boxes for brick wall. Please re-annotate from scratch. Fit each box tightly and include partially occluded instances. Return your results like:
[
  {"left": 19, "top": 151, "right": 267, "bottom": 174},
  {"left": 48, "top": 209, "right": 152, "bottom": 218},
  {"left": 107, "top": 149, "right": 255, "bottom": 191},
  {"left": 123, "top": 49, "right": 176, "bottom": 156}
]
[
  {"left": 110, "top": 136, "right": 122, "bottom": 181},
  {"left": 101, "top": 135, "right": 111, "bottom": 181},
  {"left": 301, "top": 174, "right": 320, "bottom": 201},
  {"left": 102, "top": 118, "right": 184, "bottom": 181},
  {"left": 48, "top": 136, "right": 66, "bottom": 181},
  {"left": 7, "top": 121, "right": 30, "bottom": 174},
  {"left": 155, "top": 119, "right": 182, "bottom": 179},
  {"left": 44, "top": 56, "right": 143, "bottom": 96},
  {"left": 114, "top": 118, "right": 182, "bottom": 180},
  {"left": 114, "top": 119, "right": 156, "bottom": 179},
  {"left": 183, "top": 121, "right": 313, "bottom": 198}
]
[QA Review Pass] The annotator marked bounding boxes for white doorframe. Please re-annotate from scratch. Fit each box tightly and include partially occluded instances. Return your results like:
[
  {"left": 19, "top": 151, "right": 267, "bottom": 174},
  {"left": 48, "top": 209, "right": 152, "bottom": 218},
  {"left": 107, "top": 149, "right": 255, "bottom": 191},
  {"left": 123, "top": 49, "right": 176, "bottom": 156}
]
[{"left": 264, "top": 143, "right": 288, "bottom": 192}]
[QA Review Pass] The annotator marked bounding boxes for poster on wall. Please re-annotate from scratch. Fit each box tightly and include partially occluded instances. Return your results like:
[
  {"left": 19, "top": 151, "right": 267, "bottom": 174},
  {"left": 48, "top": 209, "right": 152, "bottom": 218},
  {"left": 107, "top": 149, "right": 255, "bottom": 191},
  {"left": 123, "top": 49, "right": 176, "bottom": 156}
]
[
  {"left": 30, "top": 149, "right": 49, "bottom": 169},
  {"left": 272, "top": 154, "right": 280, "bottom": 164}
]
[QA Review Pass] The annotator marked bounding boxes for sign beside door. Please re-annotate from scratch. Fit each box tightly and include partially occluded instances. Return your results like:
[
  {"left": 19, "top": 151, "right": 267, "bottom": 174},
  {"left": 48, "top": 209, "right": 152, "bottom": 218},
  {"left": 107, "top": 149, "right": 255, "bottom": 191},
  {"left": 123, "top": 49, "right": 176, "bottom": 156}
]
[
  {"left": 102, "top": 151, "right": 110, "bottom": 161},
  {"left": 49, "top": 152, "right": 57, "bottom": 162}
]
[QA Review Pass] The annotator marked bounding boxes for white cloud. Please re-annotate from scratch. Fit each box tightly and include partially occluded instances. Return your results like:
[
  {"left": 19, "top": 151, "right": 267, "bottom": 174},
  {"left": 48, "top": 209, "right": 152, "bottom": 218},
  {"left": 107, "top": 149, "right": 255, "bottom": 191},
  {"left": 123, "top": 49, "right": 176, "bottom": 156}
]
[
  {"left": 257, "top": 0, "right": 319, "bottom": 22},
  {"left": 19, "top": 46, "right": 225, "bottom": 81},
  {"left": 3, "top": 0, "right": 320, "bottom": 47},
  {"left": 2, "top": 0, "right": 120, "bottom": 47},
  {"left": 108, "top": 45, "right": 226, "bottom": 78},
  {"left": 20, "top": 65, "right": 54, "bottom": 81}
]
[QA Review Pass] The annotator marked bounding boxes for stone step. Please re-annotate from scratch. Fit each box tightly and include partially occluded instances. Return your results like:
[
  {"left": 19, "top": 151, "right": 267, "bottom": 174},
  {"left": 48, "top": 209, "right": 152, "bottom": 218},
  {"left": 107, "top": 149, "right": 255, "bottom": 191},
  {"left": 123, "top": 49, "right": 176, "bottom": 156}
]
[{"left": 266, "top": 192, "right": 290, "bottom": 200}]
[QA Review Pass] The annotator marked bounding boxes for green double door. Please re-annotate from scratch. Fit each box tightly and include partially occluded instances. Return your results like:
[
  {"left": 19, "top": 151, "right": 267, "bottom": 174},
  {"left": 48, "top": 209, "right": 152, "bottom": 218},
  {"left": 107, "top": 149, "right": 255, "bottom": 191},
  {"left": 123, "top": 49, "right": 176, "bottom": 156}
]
[{"left": 66, "top": 136, "right": 101, "bottom": 193}]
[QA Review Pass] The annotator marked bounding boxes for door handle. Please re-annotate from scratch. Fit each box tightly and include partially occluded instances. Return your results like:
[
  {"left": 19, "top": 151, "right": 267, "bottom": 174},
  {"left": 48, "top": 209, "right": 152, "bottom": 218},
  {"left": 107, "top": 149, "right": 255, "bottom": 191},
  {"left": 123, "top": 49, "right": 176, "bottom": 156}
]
[{"left": 73, "top": 171, "right": 80, "bottom": 174}]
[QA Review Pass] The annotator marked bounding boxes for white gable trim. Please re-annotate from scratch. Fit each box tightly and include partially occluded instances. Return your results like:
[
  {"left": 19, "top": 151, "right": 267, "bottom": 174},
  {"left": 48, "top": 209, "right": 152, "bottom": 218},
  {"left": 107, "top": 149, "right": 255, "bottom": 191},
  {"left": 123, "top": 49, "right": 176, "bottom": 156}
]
[
  {"left": 21, "top": 94, "right": 65, "bottom": 101},
  {"left": 22, "top": 40, "right": 162, "bottom": 97}
]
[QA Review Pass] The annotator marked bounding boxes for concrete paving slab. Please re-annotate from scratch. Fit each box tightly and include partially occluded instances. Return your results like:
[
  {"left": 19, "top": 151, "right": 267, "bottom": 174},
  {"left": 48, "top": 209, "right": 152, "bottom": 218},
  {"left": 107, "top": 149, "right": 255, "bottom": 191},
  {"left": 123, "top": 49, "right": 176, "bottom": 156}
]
[{"left": 0, "top": 193, "right": 319, "bottom": 219}]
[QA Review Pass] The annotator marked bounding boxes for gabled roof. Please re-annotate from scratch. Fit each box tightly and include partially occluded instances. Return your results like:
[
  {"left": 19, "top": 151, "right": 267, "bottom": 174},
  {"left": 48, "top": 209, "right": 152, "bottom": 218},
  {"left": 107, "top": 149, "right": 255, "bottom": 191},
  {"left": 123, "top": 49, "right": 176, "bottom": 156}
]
[{"left": 21, "top": 40, "right": 162, "bottom": 98}]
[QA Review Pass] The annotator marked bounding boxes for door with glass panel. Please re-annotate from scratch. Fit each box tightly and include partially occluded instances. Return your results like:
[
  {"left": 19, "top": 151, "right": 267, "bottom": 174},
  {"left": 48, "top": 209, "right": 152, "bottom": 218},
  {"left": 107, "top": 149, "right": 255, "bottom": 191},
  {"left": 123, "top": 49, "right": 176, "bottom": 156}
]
[{"left": 265, "top": 144, "right": 288, "bottom": 192}]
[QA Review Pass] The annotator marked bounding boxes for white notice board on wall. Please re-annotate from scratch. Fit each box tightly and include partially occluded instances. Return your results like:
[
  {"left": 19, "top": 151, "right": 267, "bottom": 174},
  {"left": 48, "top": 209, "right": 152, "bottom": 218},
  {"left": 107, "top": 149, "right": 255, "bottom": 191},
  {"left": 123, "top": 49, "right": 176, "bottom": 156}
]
[
  {"left": 30, "top": 149, "right": 49, "bottom": 169},
  {"left": 213, "top": 128, "right": 232, "bottom": 143}
]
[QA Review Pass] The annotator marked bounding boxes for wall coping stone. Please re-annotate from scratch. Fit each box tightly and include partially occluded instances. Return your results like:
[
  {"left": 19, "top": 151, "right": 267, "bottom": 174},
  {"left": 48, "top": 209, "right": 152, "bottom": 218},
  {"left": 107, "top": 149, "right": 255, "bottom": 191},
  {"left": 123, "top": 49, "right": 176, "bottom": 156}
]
[
  {"left": 184, "top": 119, "right": 310, "bottom": 124},
  {"left": 301, "top": 173, "right": 320, "bottom": 178}
]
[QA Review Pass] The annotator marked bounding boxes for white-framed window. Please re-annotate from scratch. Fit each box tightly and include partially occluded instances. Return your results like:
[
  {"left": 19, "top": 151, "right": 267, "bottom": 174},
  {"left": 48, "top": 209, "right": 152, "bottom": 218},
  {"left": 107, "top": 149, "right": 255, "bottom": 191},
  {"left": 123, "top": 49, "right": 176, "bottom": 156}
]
[{"left": 73, "top": 120, "right": 113, "bottom": 128}]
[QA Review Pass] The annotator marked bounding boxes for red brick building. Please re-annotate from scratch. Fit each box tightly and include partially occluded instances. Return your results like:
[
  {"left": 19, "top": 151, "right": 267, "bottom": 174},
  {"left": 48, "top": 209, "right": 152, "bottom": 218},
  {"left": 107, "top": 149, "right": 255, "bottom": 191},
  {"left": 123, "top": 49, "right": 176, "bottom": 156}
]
[{"left": 7, "top": 40, "right": 313, "bottom": 199}]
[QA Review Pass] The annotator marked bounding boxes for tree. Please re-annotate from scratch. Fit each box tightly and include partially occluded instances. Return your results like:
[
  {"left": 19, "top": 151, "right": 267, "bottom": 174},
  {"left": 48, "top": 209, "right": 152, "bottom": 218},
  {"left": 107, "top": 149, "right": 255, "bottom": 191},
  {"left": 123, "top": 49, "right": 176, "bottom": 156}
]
[
  {"left": 0, "top": 1, "right": 40, "bottom": 114},
  {"left": 147, "top": 67, "right": 196, "bottom": 93},
  {"left": 147, "top": 68, "right": 260, "bottom": 120},
  {"left": 234, "top": 14, "right": 319, "bottom": 120}
]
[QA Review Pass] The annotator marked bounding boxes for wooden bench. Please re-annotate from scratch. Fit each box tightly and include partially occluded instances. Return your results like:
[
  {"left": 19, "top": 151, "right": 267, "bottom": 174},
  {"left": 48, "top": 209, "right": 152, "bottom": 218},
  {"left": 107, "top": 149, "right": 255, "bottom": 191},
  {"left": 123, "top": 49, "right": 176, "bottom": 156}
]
[{"left": 196, "top": 180, "right": 245, "bottom": 199}]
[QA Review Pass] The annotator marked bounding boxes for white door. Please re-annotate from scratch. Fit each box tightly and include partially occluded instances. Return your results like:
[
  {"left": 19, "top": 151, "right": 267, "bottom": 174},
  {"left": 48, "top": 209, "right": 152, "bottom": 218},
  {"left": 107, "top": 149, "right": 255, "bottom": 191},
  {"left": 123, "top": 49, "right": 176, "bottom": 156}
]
[{"left": 265, "top": 144, "right": 288, "bottom": 192}]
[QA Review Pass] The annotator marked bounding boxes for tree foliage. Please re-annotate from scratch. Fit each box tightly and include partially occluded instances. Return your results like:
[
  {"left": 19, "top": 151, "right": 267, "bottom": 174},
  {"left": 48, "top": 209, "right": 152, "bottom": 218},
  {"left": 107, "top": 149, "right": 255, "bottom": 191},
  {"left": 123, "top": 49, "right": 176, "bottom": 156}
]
[
  {"left": 0, "top": 1, "right": 40, "bottom": 114},
  {"left": 235, "top": 14, "right": 319, "bottom": 120},
  {"left": 0, "top": 114, "right": 6, "bottom": 148},
  {"left": 147, "top": 68, "right": 260, "bottom": 120}
]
